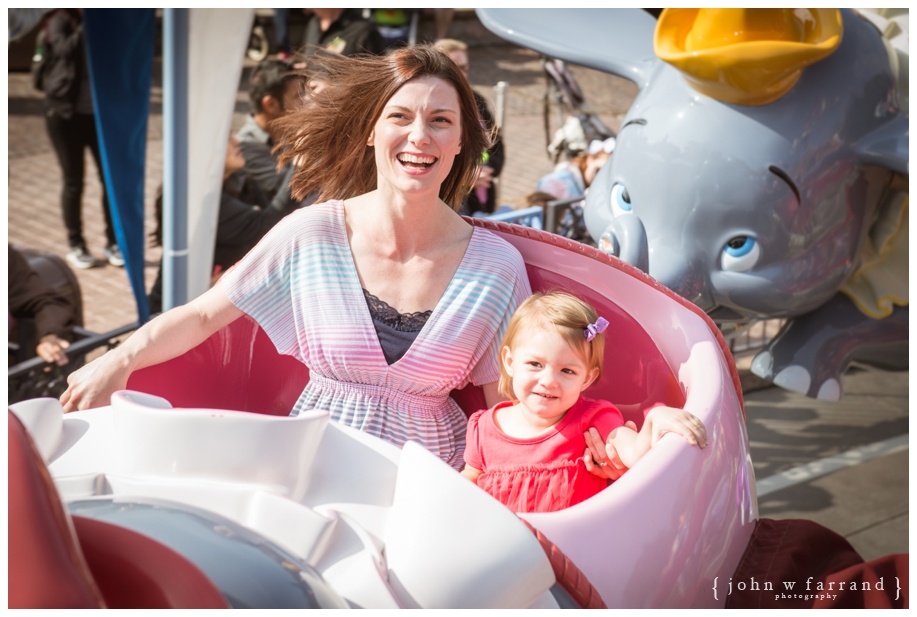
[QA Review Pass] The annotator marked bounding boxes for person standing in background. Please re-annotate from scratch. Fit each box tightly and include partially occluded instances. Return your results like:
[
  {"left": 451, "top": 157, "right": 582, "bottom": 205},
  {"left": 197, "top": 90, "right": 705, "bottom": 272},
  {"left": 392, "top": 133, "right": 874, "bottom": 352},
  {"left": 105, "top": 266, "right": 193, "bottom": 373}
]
[
  {"left": 301, "top": 8, "right": 387, "bottom": 57},
  {"left": 432, "top": 8, "right": 455, "bottom": 41},
  {"left": 433, "top": 38, "right": 505, "bottom": 215},
  {"left": 41, "top": 8, "right": 123, "bottom": 270},
  {"left": 272, "top": 8, "right": 291, "bottom": 61}
]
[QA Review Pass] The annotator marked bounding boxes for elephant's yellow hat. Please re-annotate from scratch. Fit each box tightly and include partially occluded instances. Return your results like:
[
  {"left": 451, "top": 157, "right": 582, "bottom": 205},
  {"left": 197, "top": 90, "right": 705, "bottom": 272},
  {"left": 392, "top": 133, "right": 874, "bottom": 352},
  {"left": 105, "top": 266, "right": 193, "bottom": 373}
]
[{"left": 654, "top": 9, "right": 843, "bottom": 106}]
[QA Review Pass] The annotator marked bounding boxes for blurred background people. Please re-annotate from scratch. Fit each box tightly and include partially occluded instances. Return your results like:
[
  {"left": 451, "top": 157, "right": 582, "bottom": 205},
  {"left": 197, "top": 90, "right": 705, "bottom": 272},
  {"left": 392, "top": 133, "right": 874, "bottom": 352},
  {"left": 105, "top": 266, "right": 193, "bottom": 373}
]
[
  {"left": 433, "top": 38, "right": 505, "bottom": 215},
  {"left": 535, "top": 137, "right": 615, "bottom": 203},
  {"left": 301, "top": 8, "right": 386, "bottom": 57},
  {"left": 236, "top": 60, "right": 305, "bottom": 200},
  {"left": 432, "top": 8, "right": 455, "bottom": 41},
  {"left": 148, "top": 136, "right": 303, "bottom": 315},
  {"left": 41, "top": 8, "right": 122, "bottom": 269},
  {"left": 9, "top": 245, "right": 76, "bottom": 366},
  {"left": 272, "top": 8, "right": 292, "bottom": 61}
]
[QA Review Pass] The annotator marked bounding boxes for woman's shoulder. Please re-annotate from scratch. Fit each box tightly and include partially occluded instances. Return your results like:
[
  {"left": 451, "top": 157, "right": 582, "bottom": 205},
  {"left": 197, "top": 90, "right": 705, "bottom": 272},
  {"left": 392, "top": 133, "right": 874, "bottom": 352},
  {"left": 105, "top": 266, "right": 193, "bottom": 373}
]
[
  {"left": 274, "top": 200, "right": 344, "bottom": 231},
  {"left": 466, "top": 225, "right": 527, "bottom": 278}
]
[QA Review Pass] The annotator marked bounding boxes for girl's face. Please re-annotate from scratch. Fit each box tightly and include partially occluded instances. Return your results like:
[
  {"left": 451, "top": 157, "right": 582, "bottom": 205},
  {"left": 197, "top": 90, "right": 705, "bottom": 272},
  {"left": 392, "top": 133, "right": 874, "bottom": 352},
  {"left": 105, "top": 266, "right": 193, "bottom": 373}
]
[
  {"left": 501, "top": 324, "right": 598, "bottom": 429},
  {"left": 369, "top": 76, "right": 463, "bottom": 201}
]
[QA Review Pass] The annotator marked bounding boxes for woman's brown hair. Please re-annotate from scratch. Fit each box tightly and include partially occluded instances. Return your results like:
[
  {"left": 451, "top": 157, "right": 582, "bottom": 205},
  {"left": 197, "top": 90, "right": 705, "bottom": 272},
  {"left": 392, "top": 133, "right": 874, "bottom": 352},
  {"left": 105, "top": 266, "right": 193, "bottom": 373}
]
[{"left": 274, "top": 46, "right": 491, "bottom": 210}]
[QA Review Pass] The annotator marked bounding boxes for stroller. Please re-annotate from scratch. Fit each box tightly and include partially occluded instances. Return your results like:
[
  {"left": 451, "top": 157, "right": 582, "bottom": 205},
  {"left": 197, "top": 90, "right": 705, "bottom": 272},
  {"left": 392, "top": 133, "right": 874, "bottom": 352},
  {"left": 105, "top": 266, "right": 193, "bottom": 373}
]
[{"left": 538, "top": 58, "right": 617, "bottom": 245}]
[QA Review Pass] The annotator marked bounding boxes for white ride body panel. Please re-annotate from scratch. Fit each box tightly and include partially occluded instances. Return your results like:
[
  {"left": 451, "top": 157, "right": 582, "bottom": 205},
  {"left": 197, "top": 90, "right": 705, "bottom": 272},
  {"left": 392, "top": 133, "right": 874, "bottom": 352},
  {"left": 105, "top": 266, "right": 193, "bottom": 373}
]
[{"left": 13, "top": 391, "right": 555, "bottom": 609}]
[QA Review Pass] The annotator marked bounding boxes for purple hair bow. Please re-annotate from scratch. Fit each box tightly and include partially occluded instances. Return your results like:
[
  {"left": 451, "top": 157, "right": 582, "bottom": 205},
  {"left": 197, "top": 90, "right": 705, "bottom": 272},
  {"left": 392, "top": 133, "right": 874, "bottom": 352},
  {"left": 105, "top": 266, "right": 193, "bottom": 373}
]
[{"left": 584, "top": 317, "right": 609, "bottom": 342}]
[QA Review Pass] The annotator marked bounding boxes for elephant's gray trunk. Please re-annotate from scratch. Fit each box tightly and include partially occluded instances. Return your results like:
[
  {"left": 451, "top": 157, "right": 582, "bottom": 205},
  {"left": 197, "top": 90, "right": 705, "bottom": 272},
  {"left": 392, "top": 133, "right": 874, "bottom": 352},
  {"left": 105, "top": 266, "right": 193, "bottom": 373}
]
[{"left": 599, "top": 214, "right": 649, "bottom": 273}]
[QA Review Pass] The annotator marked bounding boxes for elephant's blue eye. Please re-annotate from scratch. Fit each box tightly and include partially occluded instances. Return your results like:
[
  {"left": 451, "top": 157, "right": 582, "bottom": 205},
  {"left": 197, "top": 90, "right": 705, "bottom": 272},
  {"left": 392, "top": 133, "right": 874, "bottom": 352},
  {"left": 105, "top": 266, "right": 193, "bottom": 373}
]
[
  {"left": 610, "top": 183, "right": 632, "bottom": 216},
  {"left": 722, "top": 236, "right": 760, "bottom": 272},
  {"left": 725, "top": 236, "right": 754, "bottom": 257}
]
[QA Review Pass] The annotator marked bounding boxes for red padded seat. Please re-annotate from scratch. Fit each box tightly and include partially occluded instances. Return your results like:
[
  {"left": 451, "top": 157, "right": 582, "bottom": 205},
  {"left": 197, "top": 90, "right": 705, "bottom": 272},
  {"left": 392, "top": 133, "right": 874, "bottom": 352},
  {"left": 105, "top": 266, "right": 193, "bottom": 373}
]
[
  {"left": 129, "top": 287, "right": 683, "bottom": 429},
  {"left": 71, "top": 515, "right": 230, "bottom": 609},
  {"left": 129, "top": 224, "right": 686, "bottom": 426},
  {"left": 9, "top": 411, "right": 105, "bottom": 608}
]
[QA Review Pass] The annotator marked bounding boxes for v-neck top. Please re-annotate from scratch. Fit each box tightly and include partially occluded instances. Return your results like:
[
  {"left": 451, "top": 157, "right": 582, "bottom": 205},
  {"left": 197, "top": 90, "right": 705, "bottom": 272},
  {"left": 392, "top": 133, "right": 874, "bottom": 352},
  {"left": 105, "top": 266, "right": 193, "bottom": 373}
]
[
  {"left": 362, "top": 288, "right": 430, "bottom": 365},
  {"left": 221, "top": 200, "right": 532, "bottom": 469}
]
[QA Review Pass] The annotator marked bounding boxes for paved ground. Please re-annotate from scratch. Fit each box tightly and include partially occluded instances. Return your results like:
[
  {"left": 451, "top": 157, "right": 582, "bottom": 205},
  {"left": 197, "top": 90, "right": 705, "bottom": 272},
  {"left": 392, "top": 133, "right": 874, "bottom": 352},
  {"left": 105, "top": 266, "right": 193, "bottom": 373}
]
[
  {"left": 7, "top": 30, "right": 907, "bottom": 566},
  {"left": 743, "top": 364, "right": 908, "bottom": 561}
]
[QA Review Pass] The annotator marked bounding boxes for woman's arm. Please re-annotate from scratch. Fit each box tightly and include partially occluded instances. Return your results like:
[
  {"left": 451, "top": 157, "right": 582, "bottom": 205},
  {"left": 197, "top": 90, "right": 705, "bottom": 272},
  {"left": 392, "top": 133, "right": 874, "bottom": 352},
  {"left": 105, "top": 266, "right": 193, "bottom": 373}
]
[
  {"left": 460, "top": 465, "right": 483, "bottom": 483},
  {"left": 60, "top": 284, "right": 244, "bottom": 412},
  {"left": 481, "top": 381, "right": 508, "bottom": 409}
]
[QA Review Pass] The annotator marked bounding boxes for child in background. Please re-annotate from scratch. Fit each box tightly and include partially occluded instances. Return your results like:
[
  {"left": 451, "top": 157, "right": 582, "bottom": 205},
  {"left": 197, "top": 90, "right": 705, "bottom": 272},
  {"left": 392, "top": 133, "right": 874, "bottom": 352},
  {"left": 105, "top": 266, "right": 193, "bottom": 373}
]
[{"left": 461, "top": 292, "right": 707, "bottom": 513}]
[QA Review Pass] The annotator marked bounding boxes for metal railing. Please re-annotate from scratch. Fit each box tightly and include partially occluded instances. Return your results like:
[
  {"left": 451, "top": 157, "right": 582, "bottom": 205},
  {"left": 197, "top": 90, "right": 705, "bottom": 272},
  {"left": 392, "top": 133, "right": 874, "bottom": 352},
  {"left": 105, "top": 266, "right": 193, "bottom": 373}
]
[
  {"left": 8, "top": 321, "right": 140, "bottom": 404},
  {"left": 722, "top": 318, "right": 786, "bottom": 356}
]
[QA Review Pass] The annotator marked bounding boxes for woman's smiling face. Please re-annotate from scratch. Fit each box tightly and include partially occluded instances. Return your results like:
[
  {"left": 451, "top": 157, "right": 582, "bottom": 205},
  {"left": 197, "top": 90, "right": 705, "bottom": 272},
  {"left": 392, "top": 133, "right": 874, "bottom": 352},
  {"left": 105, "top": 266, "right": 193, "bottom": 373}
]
[{"left": 369, "top": 76, "right": 463, "bottom": 200}]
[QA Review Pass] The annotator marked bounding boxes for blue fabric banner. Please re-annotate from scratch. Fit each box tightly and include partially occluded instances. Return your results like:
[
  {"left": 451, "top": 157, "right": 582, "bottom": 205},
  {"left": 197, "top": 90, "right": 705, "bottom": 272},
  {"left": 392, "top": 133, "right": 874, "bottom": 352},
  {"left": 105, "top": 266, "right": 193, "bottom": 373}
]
[{"left": 83, "top": 8, "right": 155, "bottom": 323}]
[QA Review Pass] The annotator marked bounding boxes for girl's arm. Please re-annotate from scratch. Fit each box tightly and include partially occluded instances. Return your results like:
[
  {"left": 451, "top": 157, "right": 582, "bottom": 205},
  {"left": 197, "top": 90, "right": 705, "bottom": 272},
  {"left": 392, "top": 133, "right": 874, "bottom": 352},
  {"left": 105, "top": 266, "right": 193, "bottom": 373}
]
[
  {"left": 60, "top": 284, "right": 244, "bottom": 412},
  {"left": 460, "top": 465, "right": 483, "bottom": 484},
  {"left": 606, "top": 406, "right": 708, "bottom": 468}
]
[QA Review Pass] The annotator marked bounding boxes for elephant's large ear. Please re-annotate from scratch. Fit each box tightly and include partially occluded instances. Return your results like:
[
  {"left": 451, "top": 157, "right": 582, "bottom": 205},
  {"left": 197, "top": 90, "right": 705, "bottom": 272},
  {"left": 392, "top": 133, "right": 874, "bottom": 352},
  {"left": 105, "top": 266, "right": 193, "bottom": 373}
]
[
  {"left": 856, "top": 115, "right": 909, "bottom": 176},
  {"left": 854, "top": 9, "right": 909, "bottom": 176},
  {"left": 476, "top": 8, "right": 659, "bottom": 90}
]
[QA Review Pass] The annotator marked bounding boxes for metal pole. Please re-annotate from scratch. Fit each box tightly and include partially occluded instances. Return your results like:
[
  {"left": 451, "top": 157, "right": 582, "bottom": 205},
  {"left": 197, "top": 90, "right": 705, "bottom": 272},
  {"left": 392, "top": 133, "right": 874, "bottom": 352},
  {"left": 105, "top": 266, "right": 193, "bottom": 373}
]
[
  {"left": 408, "top": 9, "right": 419, "bottom": 46},
  {"left": 494, "top": 81, "right": 507, "bottom": 131},
  {"left": 492, "top": 81, "right": 508, "bottom": 205},
  {"left": 163, "top": 8, "right": 189, "bottom": 310}
]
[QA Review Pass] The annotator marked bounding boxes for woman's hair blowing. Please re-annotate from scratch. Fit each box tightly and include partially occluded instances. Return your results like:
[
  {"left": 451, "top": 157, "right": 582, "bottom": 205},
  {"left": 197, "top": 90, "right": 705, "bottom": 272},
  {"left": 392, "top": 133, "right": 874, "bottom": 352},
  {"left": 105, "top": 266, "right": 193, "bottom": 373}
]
[{"left": 274, "top": 46, "right": 491, "bottom": 210}]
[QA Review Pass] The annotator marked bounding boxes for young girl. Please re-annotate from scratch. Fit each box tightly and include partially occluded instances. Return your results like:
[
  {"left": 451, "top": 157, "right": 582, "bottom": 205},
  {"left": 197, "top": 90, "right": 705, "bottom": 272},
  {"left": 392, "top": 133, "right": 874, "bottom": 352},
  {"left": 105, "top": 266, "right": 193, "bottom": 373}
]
[{"left": 461, "top": 292, "right": 707, "bottom": 513}]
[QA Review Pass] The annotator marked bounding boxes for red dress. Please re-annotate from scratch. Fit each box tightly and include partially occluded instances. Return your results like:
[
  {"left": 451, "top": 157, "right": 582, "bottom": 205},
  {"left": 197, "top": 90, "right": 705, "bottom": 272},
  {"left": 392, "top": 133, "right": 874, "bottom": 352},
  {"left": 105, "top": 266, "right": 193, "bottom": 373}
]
[{"left": 463, "top": 396, "right": 624, "bottom": 513}]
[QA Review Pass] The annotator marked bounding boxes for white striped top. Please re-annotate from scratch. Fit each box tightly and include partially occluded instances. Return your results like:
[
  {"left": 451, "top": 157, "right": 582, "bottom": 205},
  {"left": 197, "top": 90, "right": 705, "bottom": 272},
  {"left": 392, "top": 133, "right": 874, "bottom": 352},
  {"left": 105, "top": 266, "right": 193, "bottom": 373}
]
[{"left": 221, "top": 200, "right": 532, "bottom": 469}]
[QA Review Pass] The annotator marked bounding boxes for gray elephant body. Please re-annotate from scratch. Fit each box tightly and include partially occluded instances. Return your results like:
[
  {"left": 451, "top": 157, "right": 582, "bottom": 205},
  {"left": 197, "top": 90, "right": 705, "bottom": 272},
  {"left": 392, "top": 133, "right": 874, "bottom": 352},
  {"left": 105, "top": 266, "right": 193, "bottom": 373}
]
[{"left": 479, "top": 8, "right": 908, "bottom": 400}]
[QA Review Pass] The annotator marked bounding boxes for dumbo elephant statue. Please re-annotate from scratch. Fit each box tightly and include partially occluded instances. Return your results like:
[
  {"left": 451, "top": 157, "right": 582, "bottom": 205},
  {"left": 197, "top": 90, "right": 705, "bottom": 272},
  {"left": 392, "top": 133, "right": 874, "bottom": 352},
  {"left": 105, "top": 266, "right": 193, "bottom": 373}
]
[{"left": 478, "top": 8, "right": 908, "bottom": 401}]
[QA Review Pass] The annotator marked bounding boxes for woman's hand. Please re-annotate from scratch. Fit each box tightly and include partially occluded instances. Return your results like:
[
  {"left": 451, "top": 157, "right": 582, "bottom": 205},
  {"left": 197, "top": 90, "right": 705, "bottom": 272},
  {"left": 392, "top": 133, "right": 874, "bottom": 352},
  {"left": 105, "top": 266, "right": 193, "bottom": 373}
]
[
  {"left": 583, "top": 422, "right": 636, "bottom": 480},
  {"left": 59, "top": 350, "right": 131, "bottom": 413},
  {"left": 59, "top": 285, "right": 243, "bottom": 414}
]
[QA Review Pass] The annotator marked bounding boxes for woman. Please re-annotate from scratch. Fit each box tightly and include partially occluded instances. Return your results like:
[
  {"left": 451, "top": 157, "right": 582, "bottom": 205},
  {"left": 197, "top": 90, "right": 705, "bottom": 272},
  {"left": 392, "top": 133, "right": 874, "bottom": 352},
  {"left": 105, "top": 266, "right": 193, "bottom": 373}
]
[
  {"left": 63, "top": 46, "right": 631, "bottom": 478},
  {"left": 61, "top": 47, "right": 531, "bottom": 471}
]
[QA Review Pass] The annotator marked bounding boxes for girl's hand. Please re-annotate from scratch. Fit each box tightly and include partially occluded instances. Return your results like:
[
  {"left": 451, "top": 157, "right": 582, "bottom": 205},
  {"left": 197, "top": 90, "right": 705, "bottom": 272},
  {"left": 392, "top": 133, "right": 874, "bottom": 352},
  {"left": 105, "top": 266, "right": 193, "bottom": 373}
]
[
  {"left": 59, "top": 351, "right": 131, "bottom": 413},
  {"left": 645, "top": 406, "right": 708, "bottom": 448},
  {"left": 583, "top": 422, "right": 636, "bottom": 480}
]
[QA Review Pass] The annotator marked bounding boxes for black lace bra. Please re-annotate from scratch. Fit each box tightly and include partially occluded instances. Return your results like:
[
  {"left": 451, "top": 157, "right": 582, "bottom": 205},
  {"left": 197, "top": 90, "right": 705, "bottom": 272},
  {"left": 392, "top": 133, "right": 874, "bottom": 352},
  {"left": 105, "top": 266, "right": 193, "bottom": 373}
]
[
  {"left": 362, "top": 288, "right": 432, "bottom": 332},
  {"left": 362, "top": 288, "right": 432, "bottom": 364}
]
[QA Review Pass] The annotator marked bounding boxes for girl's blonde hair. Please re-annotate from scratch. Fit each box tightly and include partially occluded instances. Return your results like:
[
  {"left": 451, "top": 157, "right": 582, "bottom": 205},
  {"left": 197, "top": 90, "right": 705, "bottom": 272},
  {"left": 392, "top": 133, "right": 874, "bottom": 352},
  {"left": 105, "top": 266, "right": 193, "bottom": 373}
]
[{"left": 498, "top": 292, "right": 607, "bottom": 400}]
